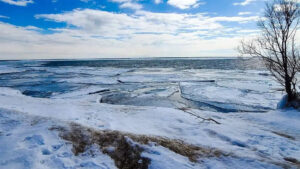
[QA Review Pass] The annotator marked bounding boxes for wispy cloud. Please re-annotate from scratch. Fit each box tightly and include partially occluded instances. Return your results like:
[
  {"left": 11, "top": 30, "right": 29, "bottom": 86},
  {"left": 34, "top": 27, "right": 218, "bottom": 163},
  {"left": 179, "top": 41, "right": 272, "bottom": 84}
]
[
  {"left": 238, "top": 12, "right": 252, "bottom": 15},
  {"left": 35, "top": 9, "right": 225, "bottom": 36},
  {"left": 0, "top": 15, "right": 9, "bottom": 19},
  {"left": 167, "top": 0, "right": 205, "bottom": 9},
  {"left": 110, "top": 0, "right": 142, "bottom": 10},
  {"left": 154, "top": 0, "right": 162, "bottom": 4},
  {"left": 208, "top": 16, "right": 259, "bottom": 23},
  {"left": 120, "top": 2, "right": 142, "bottom": 10},
  {"left": 0, "top": 0, "right": 33, "bottom": 6},
  {"left": 233, "top": 0, "right": 256, "bottom": 6}
]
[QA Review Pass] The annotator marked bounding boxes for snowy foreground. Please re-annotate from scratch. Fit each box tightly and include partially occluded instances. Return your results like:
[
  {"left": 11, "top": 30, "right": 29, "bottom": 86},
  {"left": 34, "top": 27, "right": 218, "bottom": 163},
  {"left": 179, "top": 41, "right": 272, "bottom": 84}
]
[{"left": 0, "top": 62, "right": 300, "bottom": 169}]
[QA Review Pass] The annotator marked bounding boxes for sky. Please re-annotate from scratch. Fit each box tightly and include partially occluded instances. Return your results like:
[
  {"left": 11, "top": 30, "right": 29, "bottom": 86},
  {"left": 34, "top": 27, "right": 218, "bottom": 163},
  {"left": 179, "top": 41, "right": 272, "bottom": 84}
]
[{"left": 0, "top": 0, "right": 266, "bottom": 60}]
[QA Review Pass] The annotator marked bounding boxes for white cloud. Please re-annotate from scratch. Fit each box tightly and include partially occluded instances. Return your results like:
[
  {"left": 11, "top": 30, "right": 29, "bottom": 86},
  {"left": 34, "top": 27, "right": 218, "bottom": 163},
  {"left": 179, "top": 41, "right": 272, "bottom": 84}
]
[
  {"left": 238, "top": 12, "right": 252, "bottom": 15},
  {"left": 0, "top": 9, "right": 260, "bottom": 59},
  {"left": 154, "top": 0, "right": 162, "bottom": 4},
  {"left": 167, "top": 0, "right": 204, "bottom": 9},
  {"left": 233, "top": 0, "right": 256, "bottom": 6},
  {"left": 110, "top": 0, "right": 130, "bottom": 2},
  {"left": 35, "top": 9, "right": 226, "bottom": 36},
  {"left": 110, "top": 0, "right": 142, "bottom": 10},
  {"left": 0, "top": 21, "right": 249, "bottom": 60},
  {"left": 0, "top": 15, "right": 9, "bottom": 19},
  {"left": 120, "top": 2, "right": 142, "bottom": 10},
  {"left": 208, "top": 16, "right": 259, "bottom": 23},
  {"left": 0, "top": 0, "right": 33, "bottom": 6}
]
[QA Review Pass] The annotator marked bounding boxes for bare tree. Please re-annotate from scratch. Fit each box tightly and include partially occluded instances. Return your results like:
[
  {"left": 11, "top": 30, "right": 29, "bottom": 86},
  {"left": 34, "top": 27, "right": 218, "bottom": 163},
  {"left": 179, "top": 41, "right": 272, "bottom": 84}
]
[{"left": 238, "top": 0, "right": 300, "bottom": 106}]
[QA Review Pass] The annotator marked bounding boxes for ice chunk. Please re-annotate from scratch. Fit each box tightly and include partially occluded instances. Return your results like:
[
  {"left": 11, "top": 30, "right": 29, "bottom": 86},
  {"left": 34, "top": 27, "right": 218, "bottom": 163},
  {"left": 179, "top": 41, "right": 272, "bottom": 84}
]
[{"left": 180, "top": 82, "right": 278, "bottom": 112}]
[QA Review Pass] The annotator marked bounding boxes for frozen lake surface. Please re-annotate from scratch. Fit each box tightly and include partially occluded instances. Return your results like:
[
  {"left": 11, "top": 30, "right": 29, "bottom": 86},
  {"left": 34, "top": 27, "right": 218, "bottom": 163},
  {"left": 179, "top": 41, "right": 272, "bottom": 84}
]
[{"left": 0, "top": 58, "right": 281, "bottom": 112}]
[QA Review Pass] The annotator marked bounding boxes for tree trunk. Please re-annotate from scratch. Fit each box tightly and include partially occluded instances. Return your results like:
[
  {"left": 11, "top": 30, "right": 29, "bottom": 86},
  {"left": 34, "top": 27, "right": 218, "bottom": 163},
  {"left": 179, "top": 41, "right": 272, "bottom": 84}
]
[{"left": 285, "top": 80, "right": 294, "bottom": 101}]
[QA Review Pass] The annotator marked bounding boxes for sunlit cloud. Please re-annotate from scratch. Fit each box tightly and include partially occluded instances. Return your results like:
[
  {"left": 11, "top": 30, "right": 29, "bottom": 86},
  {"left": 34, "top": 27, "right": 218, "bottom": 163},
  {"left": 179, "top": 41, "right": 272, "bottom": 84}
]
[
  {"left": 167, "top": 0, "right": 205, "bottom": 9},
  {"left": 110, "top": 0, "right": 142, "bottom": 10},
  {"left": 233, "top": 0, "right": 256, "bottom": 6},
  {"left": 154, "top": 0, "right": 162, "bottom": 4},
  {"left": 0, "top": 8, "right": 261, "bottom": 59},
  {"left": 0, "top": 0, "right": 33, "bottom": 6}
]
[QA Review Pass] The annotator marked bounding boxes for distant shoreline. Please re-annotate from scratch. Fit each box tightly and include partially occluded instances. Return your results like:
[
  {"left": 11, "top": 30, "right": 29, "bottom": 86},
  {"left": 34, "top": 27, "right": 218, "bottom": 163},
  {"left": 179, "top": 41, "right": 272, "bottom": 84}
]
[{"left": 0, "top": 56, "right": 253, "bottom": 62}]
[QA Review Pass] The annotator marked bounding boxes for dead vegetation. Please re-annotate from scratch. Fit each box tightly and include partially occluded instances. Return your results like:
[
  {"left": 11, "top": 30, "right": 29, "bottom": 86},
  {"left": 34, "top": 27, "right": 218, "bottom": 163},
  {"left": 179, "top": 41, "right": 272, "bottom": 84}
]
[
  {"left": 284, "top": 157, "right": 300, "bottom": 167},
  {"left": 49, "top": 123, "right": 299, "bottom": 169},
  {"left": 51, "top": 124, "right": 150, "bottom": 169},
  {"left": 128, "top": 132, "right": 227, "bottom": 162},
  {"left": 50, "top": 123, "right": 230, "bottom": 169},
  {"left": 272, "top": 131, "right": 296, "bottom": 140}
]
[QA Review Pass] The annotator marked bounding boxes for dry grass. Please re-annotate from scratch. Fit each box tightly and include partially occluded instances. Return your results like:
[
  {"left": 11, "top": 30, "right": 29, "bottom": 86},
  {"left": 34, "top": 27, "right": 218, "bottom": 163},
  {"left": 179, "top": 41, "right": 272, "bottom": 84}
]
[
  {"left": 50, "top": 123, "right": 229, "bottom": 169},
  {"left": 272, "top": 131, "right": 296, "bottom": 140},
  {"left": 128, "top": 134, "right": 227, "bottom": 162},
  {"left": 50, "top": 123, "right": 298, "bottom": 169},
  {"left": 284, "top": 157, "right": 300, "bottom": 167}
]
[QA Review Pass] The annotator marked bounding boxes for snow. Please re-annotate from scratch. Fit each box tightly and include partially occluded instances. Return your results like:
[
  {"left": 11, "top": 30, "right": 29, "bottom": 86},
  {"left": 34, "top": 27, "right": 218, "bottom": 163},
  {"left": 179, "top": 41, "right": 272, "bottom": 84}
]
[
  {"left": 0, "top": 63, "right": 300, "bottom": 169},
  {"left": 0, "top": 109, "right": 117, "bottom": 169},
  {"left": 277, "top": 95, "right": 288, "bottom": 109}
]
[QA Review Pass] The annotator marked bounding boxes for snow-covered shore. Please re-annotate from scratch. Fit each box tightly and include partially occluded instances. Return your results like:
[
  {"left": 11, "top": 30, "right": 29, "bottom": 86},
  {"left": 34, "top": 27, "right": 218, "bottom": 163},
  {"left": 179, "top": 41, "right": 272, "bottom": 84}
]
[{"left": 0, "top": 87, "right": 299, "bottom": 169}]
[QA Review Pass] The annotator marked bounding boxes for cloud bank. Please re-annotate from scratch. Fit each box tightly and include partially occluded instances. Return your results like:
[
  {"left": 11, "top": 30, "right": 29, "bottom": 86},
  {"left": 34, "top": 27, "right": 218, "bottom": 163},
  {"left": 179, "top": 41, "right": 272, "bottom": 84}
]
[{"left": 0, "top": 8, "right": 260, "bottom": 59}]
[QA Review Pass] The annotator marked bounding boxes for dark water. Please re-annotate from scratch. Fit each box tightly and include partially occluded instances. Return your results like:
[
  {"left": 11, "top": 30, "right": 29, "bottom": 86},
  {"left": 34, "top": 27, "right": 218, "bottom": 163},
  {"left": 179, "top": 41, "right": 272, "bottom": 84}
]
[{"left": 43, "top": 57, "right": 262, "bottom": 70}]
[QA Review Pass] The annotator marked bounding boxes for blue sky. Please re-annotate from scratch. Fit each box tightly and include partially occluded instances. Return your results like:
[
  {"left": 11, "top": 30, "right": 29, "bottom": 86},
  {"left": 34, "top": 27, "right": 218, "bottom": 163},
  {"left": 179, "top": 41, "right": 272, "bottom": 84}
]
[{"left": 0, "top": 0, "right": 266, "bottom": 59}]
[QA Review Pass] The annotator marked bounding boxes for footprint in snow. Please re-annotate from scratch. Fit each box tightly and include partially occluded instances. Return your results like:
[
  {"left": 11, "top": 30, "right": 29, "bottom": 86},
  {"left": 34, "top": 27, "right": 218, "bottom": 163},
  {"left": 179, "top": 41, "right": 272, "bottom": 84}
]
[
  {"left": 42, "top": 148, "right": 51, "bottom": 155},
  {"left": 52, "top": 144, "right": 63, "bottom": 151},
  {"left": 79, "top": 162, "right": 100, "bottom": 168},
  {"left": 23, "top": 135, "right": 44, "bottom": 148}
]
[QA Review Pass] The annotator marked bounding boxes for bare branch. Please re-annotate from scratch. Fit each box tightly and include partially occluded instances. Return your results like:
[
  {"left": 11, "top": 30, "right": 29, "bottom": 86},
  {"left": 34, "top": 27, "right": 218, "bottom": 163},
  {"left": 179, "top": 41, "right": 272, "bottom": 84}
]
[{"left": 238, "top": 0, "right": 300, "bottom": 102}]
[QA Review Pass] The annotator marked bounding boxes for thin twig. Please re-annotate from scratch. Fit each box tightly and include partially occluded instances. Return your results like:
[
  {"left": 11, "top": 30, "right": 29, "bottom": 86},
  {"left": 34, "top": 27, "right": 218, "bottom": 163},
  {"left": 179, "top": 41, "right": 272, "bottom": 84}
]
[{"left": 178, "top": 107, "right": 221, "bottom": 125}]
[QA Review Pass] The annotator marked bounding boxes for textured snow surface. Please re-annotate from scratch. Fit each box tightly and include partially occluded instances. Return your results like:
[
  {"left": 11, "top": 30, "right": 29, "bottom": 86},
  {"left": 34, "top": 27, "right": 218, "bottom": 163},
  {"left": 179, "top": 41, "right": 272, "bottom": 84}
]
[
  {"left": 0, "top": 87, "right": 299, "bottom": 169},
  {"left": 0, "top": 110, "right": 117, "bottom": 169}
]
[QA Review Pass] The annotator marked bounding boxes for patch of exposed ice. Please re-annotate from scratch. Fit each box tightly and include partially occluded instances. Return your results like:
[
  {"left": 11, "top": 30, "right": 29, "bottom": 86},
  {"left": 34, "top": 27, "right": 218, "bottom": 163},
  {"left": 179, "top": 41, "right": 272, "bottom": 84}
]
[
  {"left": 52, "top": 85, "right": 109, "bottom": 99},
  {"left": 180, "top": 82, "right": 280, "bottom": 112},
  {"left": 46, "top": 66, "right": 131, "bottom": 77},
  {"left": 58, "top": 76, "right": 119, "bottom": 85}
]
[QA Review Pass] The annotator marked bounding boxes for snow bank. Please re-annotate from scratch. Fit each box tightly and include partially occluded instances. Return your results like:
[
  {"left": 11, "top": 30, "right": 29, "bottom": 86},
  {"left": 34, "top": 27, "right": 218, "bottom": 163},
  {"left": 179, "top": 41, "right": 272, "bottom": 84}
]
[
  {"left": 277, "top": 95, "right": 288, "bottom": 109},
  {"left": 0, "top": 87, "right": 24, "bottom": 97},
  {"left": 0, "top": 87, "right": 299, "bottom": 168}
]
